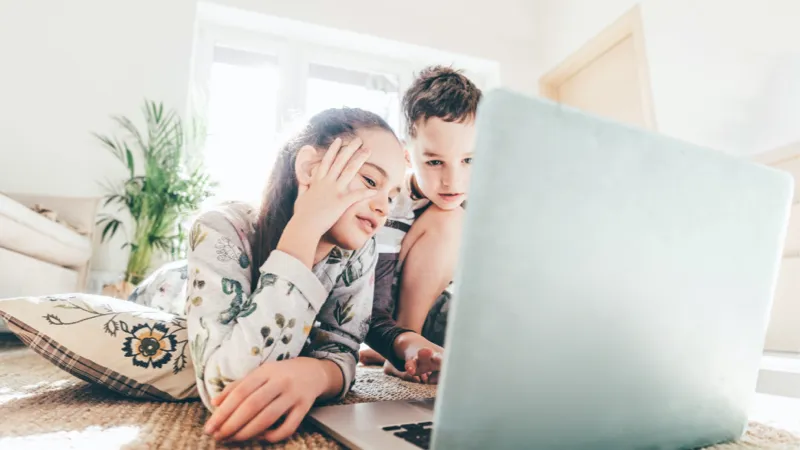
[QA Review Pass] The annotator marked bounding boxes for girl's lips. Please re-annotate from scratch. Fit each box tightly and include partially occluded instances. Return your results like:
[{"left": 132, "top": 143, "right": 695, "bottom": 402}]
[
  {"left": 439, "top": 193, "right": 464, "bottom": 203},
  {"left": 356, "top": 216, "right": 377, "bottom": 233}
]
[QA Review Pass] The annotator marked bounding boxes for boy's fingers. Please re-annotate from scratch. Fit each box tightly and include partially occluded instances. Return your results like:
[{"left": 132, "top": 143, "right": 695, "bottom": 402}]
[{"left": 405, "top": 358, "right": 418, "bottom": 376}]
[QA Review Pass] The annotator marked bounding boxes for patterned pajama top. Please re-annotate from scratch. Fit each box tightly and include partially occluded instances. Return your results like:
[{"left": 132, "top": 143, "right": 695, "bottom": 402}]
[{"left": 130, "top": 201, "right": 377, "bottom": 410}]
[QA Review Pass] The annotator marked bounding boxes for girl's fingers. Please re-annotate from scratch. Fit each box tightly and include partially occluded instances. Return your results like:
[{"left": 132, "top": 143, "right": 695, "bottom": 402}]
[
  {"left": 326, "top": 137, "right": 363, "bottom": 180},
  {"left": 211, "top": 379, "right": 242, "bottom": 407},
  {"left": 206, "top": 370, "right": 272, "bottom": 436},
  {"left": 214, "top": 379, "right": 283, "bottom": 441},
  {"left": 337, "top": 147, "right": 371, "bottom": 188},
  {"left": 228, "top": 393, "right": 296, "bottom": 442},
  {"left": 315, "top": 138, "right": 342, "bottom": 181},
  {"left": 344, "top": 187, "right": 376, "bottom": 207},
  {"left": 263, "top": 403, "right": 308, "bottom": 443}
]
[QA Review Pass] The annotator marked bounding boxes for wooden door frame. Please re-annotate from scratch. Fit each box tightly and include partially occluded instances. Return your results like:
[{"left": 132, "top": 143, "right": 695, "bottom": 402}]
[
  {"left": 753, "top": 141, "right": 800, "bottom": 166},
  {"left": 539, "top": 5, "right": 657, "bottom": 130}
]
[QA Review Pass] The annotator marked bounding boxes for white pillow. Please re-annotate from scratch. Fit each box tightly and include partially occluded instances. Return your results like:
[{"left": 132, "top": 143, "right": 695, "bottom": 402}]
[{"left": 0, "top": 293, "right": 198, "bottom": 400}]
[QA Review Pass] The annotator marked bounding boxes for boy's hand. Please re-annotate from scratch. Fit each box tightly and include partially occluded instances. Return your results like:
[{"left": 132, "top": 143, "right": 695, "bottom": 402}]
[
  {"left": 204, "top": 358, "right": 338, "bottom": 443},
  {"left": 388, "top": 332, "right": 444, "bottom": 384},
  {"left": 405, "top": 346, "right": 443, "bottom": 381}
]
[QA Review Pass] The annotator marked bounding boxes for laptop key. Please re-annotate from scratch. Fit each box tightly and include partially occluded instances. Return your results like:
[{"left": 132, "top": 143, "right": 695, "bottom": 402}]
[{"left": 388, "top": 421, "right": 434, "bottom": 449}]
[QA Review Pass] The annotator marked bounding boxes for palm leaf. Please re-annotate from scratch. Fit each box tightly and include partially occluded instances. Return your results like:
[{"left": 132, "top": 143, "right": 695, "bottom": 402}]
[
  {"left": 94, "top": 99, "right": 214, "bottom": 283},
  {"left": 112, "top": 115, "right": 146, "bottom": 152}
]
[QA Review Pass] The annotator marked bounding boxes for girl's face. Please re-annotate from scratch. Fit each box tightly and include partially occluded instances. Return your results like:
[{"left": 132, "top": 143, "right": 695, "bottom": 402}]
[{"left": 324, "top": 128, "right": 406, "bottom": 251}]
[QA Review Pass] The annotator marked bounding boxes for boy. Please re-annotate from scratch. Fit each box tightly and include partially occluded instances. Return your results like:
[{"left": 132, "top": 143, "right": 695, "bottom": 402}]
[{"left": 363, "top": 65, "right": 481, "bottom": 382}]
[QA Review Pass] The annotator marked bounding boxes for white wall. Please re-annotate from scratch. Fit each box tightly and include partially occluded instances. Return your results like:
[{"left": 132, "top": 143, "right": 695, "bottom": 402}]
[
  {"left": 533, "top": 0, "right": 800, "bottom": 157},
  {"left": 0, "top": 0, "right": 198, "bottom": 198},
  {"left": 0, "top": 0, "right": 539, "bottom": 273}
]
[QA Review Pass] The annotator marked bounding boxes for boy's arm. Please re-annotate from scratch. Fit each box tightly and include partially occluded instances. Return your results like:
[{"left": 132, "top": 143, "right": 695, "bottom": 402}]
[
  {"left": 364, "top": 252, "right": 413, "bottom": 370},
  {"left": 396, "top": 205, "right": 463, "bottom": 333}
]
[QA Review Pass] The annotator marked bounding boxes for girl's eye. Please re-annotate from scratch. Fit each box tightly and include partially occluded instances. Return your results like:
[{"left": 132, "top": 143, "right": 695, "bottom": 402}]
[
  {"left": 362, "top": 176, "right": 377, "bottom": 188},
  {"left": 463, "top": 157, "right": 473, "bottom": 164},
  {"left": 426, "top": 160, "right": 443, "bottom": 166},
  {"left": 388, "top": 196, "right": 395, "bottom": 204}
]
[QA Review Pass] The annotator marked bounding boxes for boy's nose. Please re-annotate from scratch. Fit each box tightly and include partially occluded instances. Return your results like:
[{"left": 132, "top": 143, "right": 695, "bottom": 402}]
[{"left": 442, "top": 167, "right": 461, "bottom": 189}]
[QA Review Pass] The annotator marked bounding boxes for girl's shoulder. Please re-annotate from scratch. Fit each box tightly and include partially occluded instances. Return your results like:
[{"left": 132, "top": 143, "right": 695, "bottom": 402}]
[
  {"left": 341, "top": 236, "right": 378, "bottom": 269},
  {"left": 193, "top": 201, "right": 258, "bottom": 245},
  {"left": 196, "top": 201, "right": 256, "bottom": 226}
]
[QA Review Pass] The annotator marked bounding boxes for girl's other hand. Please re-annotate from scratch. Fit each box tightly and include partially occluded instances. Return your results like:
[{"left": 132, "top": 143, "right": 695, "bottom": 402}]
[
  {"left": 277, "top": 137, "right": 376, "bottom": 267},
  {"left": 293, "top": 137, "right": 375, "bottom": 238},
  {"left": 203, "top": 358, "right": 334, "bottom": 443}
]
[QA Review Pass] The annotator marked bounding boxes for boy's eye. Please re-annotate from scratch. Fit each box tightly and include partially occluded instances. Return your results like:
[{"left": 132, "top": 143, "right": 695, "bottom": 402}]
[
  {"left": 362, "top": 175, "right": 377, "bottom": 188},
  {"left": 426, "top": 160, "right": 443, "bottom": 166},
  {"left": 463, "top": 157, "right": 473, "bottom": 164}
]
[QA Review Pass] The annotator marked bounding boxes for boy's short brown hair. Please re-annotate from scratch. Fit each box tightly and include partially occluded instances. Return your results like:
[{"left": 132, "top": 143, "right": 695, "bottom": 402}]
[{"left": 402, "top": 65, "right": 482, "bottom": 138}]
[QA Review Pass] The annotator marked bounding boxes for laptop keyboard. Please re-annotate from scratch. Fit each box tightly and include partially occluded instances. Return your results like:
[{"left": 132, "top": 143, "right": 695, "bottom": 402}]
[{"left": 382, "top": 422, "right": 434, "bottom": 449}]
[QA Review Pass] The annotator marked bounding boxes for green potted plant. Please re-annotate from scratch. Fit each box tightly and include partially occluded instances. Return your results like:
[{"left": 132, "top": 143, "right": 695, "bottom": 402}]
[{"left": 95, "top": 100, "right": 214, "bottom": 298}]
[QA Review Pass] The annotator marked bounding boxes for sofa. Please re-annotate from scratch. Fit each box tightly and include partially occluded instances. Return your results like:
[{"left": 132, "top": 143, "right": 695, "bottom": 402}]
[{"left": 0, "top": 192, "right": 99, "bottom": 331}]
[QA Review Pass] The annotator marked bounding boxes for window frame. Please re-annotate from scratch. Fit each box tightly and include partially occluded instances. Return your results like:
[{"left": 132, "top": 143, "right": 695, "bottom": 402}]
[{"left": 190, "top": 19, "right": 499, "bottom": 147}]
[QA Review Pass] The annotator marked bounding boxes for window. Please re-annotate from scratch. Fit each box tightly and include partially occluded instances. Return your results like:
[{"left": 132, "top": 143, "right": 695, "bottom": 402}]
[
  {"left": 191, "top": 15, "right": 499, "bottom": 206},
  {"left": 204, "top": 46, "right": 280, "bottom": 205},
  {"left": 306, "top": 63, "right": 401, "bottom": 134},
  {"left": 197, "top": 44, "right": 406, "bottom": 206}
]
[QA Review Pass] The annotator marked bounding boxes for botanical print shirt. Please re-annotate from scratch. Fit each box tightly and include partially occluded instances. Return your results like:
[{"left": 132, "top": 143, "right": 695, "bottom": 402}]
[{"left": 185, "top": 202, "right": 377, "bottom": 409}]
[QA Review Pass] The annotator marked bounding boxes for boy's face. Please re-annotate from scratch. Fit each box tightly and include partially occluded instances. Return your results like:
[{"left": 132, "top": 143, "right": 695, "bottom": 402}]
[{"left": 407, "top": 117, "right": 476, "bottom": 211}]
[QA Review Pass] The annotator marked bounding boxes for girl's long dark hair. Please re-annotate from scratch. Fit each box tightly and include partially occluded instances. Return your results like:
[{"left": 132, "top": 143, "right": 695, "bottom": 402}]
[{"left": 250, "top": 108, "right": 394, "bottom": 291}]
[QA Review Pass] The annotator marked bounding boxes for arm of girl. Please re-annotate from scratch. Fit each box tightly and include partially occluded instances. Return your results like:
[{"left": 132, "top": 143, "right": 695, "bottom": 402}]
[
  {"left": 189, "top": 137, "right": 379, "bottom": 442},
  {"left": 186, "top": 209, "right": 330, "bottom": 410},
  {"left": 206, "top": 238, "right": 379, "bottom": 443}
]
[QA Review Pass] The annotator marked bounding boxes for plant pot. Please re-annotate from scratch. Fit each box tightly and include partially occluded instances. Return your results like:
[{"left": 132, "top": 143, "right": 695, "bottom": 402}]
[{"left": 101, "top": 280, "right": 135, "bottom": 300}]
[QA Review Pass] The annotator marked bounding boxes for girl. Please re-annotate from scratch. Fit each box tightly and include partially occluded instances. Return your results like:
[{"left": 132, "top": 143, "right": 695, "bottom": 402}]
[{"left": 130, "top": 108, "right": 406, "bottom": 443}]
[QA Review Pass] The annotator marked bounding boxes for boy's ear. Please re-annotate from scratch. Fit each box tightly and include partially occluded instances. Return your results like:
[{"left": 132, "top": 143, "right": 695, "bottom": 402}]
[
  {"left": 404, "top": 149, "right": 412, "bottom": 168},
  {"left": 295, "top": 145, "right": 320, "bottom": 188}
]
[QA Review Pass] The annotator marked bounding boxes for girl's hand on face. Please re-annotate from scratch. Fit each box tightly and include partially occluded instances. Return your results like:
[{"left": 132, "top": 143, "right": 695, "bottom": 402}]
[
  {"left": 203, "top": 358, "right": 330, "bottom": 443},
  {"left": 292, "top": 137, "right": 375, "bottom": 238}
]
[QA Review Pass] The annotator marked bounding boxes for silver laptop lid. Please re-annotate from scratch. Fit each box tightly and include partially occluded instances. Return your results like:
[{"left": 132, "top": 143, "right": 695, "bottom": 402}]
[{"left": 432, "top": 89, "right": 793, "bottom": 450}]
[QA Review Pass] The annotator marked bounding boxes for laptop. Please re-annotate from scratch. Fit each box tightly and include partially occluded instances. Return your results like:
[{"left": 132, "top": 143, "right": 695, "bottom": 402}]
[{"left": 308, "top": 89, "right": 794, "bottom": 449}]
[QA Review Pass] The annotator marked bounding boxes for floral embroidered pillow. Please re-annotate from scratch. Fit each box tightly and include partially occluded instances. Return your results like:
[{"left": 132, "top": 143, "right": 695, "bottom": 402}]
[{"left": 0, "top": 293, "right": 197, "bottom": 401}]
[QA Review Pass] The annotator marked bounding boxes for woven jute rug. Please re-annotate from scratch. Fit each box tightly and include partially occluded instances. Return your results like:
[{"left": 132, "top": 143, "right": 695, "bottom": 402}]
[{"left": 1, "top": 334, "right": 798, "bottom": 449}]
